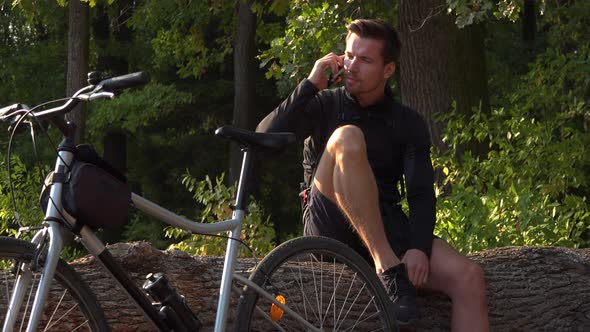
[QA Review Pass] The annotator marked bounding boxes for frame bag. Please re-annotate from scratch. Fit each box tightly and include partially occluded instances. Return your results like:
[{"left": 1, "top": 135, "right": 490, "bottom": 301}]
[{"left": 40, "top": 159, "right": 131, "bottom": 230}]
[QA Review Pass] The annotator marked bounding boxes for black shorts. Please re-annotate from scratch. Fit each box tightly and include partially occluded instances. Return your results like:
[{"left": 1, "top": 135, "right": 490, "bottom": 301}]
[{"left": 303, "top": 184, "right": 413, "bottom": 266}]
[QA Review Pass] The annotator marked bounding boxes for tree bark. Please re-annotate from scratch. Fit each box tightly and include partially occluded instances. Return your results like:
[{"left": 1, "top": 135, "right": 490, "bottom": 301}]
[
  {"left": 66, "top": 242, "right": 590, "bottom": 331},
  {"left": 65, "top": 0, "right": 90, "bottom": 144},
  {"left": 229, "top": 0, "right": 257, "bottom": 185},
  {"left": 398, "top": 0, "right": 489, "bottom": 153}
]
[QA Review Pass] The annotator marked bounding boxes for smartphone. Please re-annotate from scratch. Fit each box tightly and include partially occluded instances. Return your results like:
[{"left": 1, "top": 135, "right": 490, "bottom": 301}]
[{"left": 328, "top": 66, "right": 345, "bottom": 86}]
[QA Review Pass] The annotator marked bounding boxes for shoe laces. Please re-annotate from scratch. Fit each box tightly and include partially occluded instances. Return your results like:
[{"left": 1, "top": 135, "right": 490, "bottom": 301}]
[{"left": 380, "top": 264, "right": 414, "bottom": 302}]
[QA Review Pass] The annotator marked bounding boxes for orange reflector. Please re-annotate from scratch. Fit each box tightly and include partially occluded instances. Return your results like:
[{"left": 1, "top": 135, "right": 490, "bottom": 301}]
[{"left": 270, "top": 295, "right": 286, "bottom": 322}]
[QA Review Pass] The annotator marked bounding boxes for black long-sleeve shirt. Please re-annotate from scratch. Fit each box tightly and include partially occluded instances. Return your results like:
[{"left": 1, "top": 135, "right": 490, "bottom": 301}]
[{"left": 257, "top": 79, "right": 436, "bottom": 256}]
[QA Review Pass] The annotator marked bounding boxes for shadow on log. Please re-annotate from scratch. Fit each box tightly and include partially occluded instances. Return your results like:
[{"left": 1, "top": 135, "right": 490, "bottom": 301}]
[{"left": 70, "top": 242, "right": 590, "bottom": 331}]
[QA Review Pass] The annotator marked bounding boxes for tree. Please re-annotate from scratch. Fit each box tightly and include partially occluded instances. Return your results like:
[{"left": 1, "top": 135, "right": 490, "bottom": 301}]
[
  {"left": 65, "top": 0, "right": 90, "bottom": 144},
  {"left": 0, "top": 2, "right": 67, "bottom": 106},
  {"left": 398, "top": 0, "right": 489, "bottom": 153},
  {"left": 230, "top": 0, "right": 258, "bottom": 185},
  {"left": 91, "top": 0, "right": 137, "bottom": 244}
]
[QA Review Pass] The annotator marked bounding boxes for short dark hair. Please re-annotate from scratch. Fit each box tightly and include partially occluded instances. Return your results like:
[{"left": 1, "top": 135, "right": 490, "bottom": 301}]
[{"left": 346, "top": 19, "right": 401, "bottom": 65}]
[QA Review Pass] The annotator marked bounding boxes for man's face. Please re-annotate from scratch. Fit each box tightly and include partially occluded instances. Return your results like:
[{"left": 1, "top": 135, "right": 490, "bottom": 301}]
[{"left": 344, "top": 33, "right": 394, "bottom": 101}]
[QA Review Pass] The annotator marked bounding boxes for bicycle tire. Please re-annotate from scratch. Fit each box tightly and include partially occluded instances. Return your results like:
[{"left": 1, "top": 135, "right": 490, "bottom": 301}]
[
  {"left": 0, "top": 236, "right": 109, "bottom": 331},
  {"left": 234, "top": 236, "right": 398, "bottom": 331}
]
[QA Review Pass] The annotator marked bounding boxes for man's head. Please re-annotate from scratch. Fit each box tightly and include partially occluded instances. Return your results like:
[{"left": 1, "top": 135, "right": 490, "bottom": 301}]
[
  {"left": 346, "top": 19, "right": 401, "bottom": 66},
  {"left": 343, "top": 19, "right": 401, "bottom": 106}
]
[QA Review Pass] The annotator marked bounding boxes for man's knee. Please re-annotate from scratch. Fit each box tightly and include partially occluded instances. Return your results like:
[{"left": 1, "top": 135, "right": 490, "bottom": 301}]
[
  {"left": 457, "top": 260, "right": 486, "bottom": 296},
  {"left": 327, "top": 125, "right": 366, "bottom": 157}
]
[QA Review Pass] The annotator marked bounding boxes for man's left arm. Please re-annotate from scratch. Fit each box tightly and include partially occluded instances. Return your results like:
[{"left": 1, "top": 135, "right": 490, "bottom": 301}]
[{"left": 402, "top": 113, "right": 436, "bottom": 286}]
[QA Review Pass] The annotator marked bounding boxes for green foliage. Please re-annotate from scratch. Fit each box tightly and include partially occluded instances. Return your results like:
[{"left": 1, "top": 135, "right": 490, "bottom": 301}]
[
  {"left": 434, "top": 105, "right": 589, "bottom": 253},
  {"left": 129, "top": 0, "right": 235, "bottom": 78},
  {"left": 87, "top": 82, "right": 194, "bottom": 137},
  {"left": 434, "top": 0, "right": 590, "bottom": 253},
  {"left": 515, "top": 5, "right": 590, "bottom": 115},
  {"left": 0, "top": 3, "right": 67, "bottom": 107},
  {"left": 446, "top": 0, "right": 546, "bottom": 28},
  {"left": 0, "top": 156, "right": 47, "bottom": 236},
  {"left": 258, "top": 0, "right": 397, "bottom": 96},
  {"left": 165, "top": 173, "right": 276, "bottom": 258},
  {"left": 122, "top": 212, "right": 173, "bottom": 249}
]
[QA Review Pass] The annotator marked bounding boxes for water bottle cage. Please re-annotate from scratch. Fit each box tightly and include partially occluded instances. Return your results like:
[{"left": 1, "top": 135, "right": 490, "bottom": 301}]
[{"left": 143, "top": 272, "right": 202, "bottom": 332}]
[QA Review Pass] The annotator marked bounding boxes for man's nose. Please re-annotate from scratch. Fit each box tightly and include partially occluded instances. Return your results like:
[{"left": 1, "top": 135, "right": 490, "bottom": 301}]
[{"left": 345, "top": 57, "right": 358, "bottom": 72}]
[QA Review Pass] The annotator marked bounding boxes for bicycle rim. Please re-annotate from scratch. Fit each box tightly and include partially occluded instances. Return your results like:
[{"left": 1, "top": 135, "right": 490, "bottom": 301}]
[
  {"left": 236, "top": 236, "right": 397, "bottom": 331},
  {"left": 0, "top": 237, "right": 108, "bottom": 331}
]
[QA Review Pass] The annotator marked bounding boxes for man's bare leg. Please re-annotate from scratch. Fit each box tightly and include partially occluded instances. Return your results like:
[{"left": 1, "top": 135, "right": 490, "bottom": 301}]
[
  {"left": 426, "top": 239, "right": 489, "bottom": 332},
  {"left": 313, "top": 125, "right": 399, "bottom": 273}
]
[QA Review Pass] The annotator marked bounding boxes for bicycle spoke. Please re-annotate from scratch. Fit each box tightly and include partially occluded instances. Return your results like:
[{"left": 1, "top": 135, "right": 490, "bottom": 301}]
[
  {"left": 335, "top": 272, "right": 357, "bottom": 328},
  {"left": 320, "top": 260, "right": 346, "bottom": 328},
  {"left": 45, "top": 288, "right": 69, "bottom": 331},
  {"left": 20, "top": 273, "right": 38, "bottom": 332},
  {"left": 294, "top": 255, "right": 320, "bottom": 324},
  {"left": 342, "top": 297, "right": 379, "bottom": 331},
  {"left": 46, "top": 302, "right": 84, "bottom": 331},
  {"left": 310, "top": 253, "right": 322, "bottom": 325},
  {"left": 71, "top": 320, "right": 91, "bottom": 332},
  {"left": 319, "top": 254, "right": 323, "bottom": 328},
  {"left": 294, "top": 256, "right": 310, "bottom": 323},
  {"left": 335, "top": 277, "right": 365, "bottom": 331},
  {"left": 3, "top": 267, "right": 10, "bottom": 307}
]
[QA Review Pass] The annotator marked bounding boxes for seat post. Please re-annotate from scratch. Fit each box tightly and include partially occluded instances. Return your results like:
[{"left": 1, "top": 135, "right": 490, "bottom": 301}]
[{"left": 234, "top": 148, "right": 253, "bottom": 211}]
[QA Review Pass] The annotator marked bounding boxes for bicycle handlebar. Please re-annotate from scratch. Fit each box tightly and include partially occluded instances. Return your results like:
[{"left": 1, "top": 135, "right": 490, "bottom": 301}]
[
  {"left": 0, "top": 71, "right": 148, "bottom": 130},
  {"left": 98, "top": 72, "right": 148, "bottom": 91}
]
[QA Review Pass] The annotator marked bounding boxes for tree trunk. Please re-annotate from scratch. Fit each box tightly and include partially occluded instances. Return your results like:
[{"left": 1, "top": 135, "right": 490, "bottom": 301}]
[
  {"left": 65, "top": 0, "right": 89, "bottom": 144},
  {"left": 91, "top": 0, "right": 134, "bottom": 244},
  {"left": 523, "top": 0, "right": 536, "bottom": 45},
  {"left": 229, "top": 0, "right": 257, "bottom": 185},
  {"left": 61, "top": 242, "right": 590, "bottom": 331},
  {"left": 398, "top": 0, "right": 489, "bottom": 153}
]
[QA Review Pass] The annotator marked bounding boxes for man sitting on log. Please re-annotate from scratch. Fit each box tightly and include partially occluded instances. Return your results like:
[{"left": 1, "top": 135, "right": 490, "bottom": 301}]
[{"left": 257, "top": 18, "right": 489, "bottom": 330}]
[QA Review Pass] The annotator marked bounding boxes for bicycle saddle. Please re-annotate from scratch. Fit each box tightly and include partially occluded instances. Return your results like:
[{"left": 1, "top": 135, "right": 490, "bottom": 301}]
[{"left": 215, "top": 126, "right": 295, "bottom": 151}]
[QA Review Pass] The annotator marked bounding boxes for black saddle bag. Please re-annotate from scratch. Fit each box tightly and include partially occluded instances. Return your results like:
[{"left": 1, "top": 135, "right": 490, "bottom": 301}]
[{"left": 40, "top": 145, "right": 131, "bottom": 230}]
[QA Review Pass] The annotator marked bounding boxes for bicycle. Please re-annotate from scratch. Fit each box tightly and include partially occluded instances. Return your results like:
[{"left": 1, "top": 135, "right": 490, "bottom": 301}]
[{"left": 0, "top": 71, "right": 397, "bottom": 331}]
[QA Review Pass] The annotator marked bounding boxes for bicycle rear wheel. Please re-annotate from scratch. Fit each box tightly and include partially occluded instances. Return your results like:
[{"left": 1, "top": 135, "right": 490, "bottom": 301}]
[
  {"left": 235, "top": 236, "right": 397, "bottom": 331},
  {"left": 0, "top": 236, "right": 109, "bottom": 331}
]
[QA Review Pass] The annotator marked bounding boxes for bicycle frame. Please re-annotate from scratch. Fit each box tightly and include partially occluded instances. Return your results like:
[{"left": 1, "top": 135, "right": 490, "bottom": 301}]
[{"left": 4, "top": 142, "right": 320, "bottom": 332}]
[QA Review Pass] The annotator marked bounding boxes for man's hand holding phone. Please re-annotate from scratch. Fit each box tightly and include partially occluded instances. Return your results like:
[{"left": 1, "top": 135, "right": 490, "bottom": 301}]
[
  {"left": 328, "top": 66, "right": 345, "bottom": 86},
  {"left": 308, "top": 53, "right": 345, "bottom": 90}
]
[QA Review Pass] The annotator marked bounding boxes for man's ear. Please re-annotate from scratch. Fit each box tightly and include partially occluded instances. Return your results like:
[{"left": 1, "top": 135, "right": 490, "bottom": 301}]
[{"left": 384, "top": 62, "right": 396, "bottom": 80}]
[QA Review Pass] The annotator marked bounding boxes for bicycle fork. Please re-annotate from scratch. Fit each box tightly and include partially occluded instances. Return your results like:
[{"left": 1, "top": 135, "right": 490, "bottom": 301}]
[
  {"left": 3, "top": 223, "right": 65, "bottom": 332},
  {"left": 4, "top": 147, "right": 73, "bottom": 332}
]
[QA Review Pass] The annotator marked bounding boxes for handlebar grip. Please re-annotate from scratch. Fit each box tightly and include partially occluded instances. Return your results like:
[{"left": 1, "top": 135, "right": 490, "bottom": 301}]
[{"left": 99, "top": 72, "right": 148, "bottom": 90}]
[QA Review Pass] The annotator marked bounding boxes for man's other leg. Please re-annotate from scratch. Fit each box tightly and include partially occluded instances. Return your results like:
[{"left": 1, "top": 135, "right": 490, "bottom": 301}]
[
  {"left": 313, "top": 125, "right": 399, "bottom": 273},
  {"left": 426, "top": 239, "right": 489, "bottom": 332}
]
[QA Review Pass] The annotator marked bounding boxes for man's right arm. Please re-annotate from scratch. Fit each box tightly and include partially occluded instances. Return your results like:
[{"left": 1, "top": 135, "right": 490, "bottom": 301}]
[{"left": 256, "top": 79, "right": 320, "bottom": 139}]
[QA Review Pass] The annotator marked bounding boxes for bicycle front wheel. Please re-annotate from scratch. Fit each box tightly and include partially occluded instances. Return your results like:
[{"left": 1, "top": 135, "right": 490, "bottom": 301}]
[
  {"left": 235, "top": 236, "right": 397, "bottom": 331},
  {"left": 0, "top": 236, "right": 109, "bottom": 331}
]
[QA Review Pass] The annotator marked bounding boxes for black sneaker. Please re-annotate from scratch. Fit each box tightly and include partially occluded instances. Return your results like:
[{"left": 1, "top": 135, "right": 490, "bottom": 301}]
[{"left": 378, "top": 263, "right": 420, "bottom": 325}]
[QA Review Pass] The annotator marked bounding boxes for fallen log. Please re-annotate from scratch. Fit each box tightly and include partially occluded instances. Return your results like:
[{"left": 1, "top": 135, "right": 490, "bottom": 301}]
[{"left": 67, "top": 242, "right": 590, "bottom": 331}]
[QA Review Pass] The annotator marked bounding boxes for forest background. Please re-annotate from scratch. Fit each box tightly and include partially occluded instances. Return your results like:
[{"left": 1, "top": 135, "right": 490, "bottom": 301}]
[{"left": 0, "top": 0, "right": 588, "bottom": 257}]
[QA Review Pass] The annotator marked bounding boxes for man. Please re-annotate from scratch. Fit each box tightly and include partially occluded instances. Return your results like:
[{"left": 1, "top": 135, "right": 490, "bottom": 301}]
[{"left": 257, "top": 19, "right": 489, "bottom": 330}]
